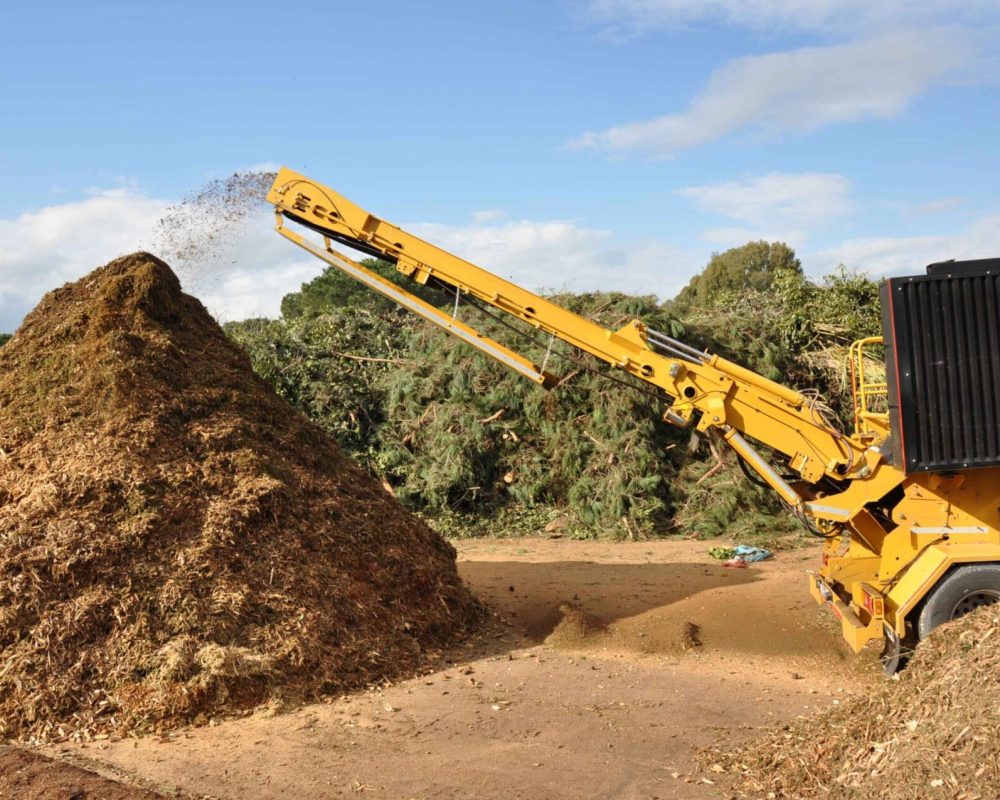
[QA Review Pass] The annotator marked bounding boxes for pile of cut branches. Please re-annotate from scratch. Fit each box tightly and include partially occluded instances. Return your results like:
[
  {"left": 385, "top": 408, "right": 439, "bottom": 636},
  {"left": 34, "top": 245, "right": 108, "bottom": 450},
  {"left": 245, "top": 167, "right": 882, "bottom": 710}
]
[{"left": 228, "top": 242, "right": 883, "bottom": 539}]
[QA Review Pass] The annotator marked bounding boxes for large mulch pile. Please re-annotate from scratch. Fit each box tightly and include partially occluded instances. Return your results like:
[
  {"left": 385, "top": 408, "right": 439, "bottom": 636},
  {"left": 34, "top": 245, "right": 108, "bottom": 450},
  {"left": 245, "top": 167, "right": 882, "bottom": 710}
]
[
  {"left": 713, "top": 608, "right": 1000, "bottom": 799},
  {"left": 0, "top": 253, "right": 482, "bottom": 743}
]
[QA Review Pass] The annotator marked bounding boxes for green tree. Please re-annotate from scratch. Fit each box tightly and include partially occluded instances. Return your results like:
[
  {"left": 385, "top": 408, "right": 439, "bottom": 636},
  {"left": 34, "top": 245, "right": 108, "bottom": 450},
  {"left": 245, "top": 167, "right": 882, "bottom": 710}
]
[
  {"left": 672, "top": 241, "right": 801, "bottom": 310},
  {"left": 0, "top": 334, "right": 10, "bottom": 347},
  {"left": 280, "top": 257, "right": 440, "bottom": 318}
]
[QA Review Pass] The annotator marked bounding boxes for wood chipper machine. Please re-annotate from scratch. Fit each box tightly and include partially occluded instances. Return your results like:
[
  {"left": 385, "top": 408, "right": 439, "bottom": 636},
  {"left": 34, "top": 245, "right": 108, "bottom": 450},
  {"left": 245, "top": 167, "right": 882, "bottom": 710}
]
[{"left": 266, "top": 167, "right": 1000, "bottom": 672}]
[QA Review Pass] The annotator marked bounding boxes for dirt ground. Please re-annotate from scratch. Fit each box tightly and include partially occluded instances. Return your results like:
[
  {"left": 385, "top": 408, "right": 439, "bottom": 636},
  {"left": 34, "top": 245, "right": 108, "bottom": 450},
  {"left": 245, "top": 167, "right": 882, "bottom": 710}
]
[{"left": 45, "top": 538, "right": 880, "bottom": 799}]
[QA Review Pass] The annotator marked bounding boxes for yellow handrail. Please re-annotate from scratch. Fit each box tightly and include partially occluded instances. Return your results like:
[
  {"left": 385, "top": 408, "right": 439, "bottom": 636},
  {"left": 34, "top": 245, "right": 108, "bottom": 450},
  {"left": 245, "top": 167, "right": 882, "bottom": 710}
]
[{"left": 849, "top": 336, "right": 888, "bottom": 436}]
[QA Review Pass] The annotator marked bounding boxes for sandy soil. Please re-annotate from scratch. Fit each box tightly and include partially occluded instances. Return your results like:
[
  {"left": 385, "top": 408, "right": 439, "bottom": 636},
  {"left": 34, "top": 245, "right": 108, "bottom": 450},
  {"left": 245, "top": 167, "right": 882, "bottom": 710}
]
[{"left": 48, "top": 538, "right": 880, "bottom": 799}]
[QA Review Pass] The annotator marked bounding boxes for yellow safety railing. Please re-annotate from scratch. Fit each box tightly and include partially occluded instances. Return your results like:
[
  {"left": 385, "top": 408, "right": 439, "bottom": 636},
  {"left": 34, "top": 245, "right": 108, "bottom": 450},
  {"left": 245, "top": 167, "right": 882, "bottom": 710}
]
[{"left": 849, "top": 336, "right": 888, "bottom": 437}]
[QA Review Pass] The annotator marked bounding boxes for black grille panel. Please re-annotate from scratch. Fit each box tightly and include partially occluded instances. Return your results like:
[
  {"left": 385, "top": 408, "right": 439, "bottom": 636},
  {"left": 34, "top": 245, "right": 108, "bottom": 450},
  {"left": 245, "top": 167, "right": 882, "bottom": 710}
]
[{"left": 881, "top": 268, "right": 1000, "bottom": 473}]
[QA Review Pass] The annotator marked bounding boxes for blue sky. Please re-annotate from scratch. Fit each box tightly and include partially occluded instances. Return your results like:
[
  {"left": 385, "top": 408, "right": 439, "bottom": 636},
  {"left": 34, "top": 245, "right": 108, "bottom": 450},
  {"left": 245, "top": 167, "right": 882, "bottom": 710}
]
[{"left": 2, "top": 0, "right": 999, "bottom": 329}]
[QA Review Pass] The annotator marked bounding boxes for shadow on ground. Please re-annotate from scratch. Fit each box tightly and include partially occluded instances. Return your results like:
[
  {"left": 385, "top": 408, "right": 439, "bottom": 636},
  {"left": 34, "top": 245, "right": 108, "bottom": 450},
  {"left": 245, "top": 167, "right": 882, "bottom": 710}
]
[
  {"left": 460, "top": 556, "right": 849, "bottom": 663},
  {"left": 461, "top": 560, "right": 760, "bottom": 639}
]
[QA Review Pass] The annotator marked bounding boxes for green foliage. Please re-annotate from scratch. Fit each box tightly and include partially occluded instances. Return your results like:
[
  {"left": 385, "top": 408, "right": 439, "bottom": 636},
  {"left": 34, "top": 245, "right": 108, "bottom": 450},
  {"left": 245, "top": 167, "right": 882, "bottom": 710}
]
[
  {"left": 672, "top": 241, "right": 801, "bottom": 310},
  {"left": 227, "top": 242, "right": 882, "bottom": 540},
  {"left": 678, "top": 264, "right": 882, "bottom": 423},
  {"left": 669, "top": 434, "right": 800, "bottom": 546},
  {"left": 373, "top": 292, "right": 681, "bottom": 538},
  {"left": 280, "top": 257, "right": 439, "bottom": 318},
  {"left": 224, "top": 307, "right": 408, "bottom": 451},
  {"left": 0, "top": 334, "right": 10, "bottom": 347},
  {"left": 415, "top": 505, "right": 565, "bottom": 539},
  {"left": 281, "top": 258, "right": 393, "bottom": 318}
]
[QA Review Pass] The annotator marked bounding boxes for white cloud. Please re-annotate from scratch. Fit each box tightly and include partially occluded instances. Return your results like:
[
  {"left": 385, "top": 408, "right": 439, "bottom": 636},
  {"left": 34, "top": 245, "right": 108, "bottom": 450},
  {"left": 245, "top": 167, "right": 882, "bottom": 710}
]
[
  {"left": 678, "top": 172, "right": 850, "bottom": 239},
  {"left": 471, "top": 209, "right": 507, "bottom": 224},
  {"left": 569, "top": 29, "right": 974, "bottom": 157},
  {"left": 407, "top": 216, "right": 694, "bottom": 298},
  {"left": 0, "top": 190, "right": 166, "bottom": 331},
  {"left": 0, "top": 192, "right": 701, "bottom": 333},
  {"left": 811, "top": 212, "right": 1000, "bottom": 276},
  {"left": 0, "top": 189, "right": 322, "bottom": 331},
  {"left": 906, "top": 196, "right": 965, "bottom": 217},
  {"left": 6, "top": 181, "right": 996, "bottom": 334},
  {"left": 584, "top": 0, "right": 997, "bottom": 36}
]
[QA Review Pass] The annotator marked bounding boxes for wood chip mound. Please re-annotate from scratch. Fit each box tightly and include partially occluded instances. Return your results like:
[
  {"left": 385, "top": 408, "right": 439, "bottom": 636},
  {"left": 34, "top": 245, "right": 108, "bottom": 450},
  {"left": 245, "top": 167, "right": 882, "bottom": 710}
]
[
  {"left": 0, "top": 253, "right": 483, "bottom": 743},
  {"left": 712, "top": 607, "right": 1000, "bottom": 799},
  {"left": 0, "top": 746, "right": 164, "bottom": 799},
  {"left": 543, "top": 602, "right": 607, "bottom": 648}
]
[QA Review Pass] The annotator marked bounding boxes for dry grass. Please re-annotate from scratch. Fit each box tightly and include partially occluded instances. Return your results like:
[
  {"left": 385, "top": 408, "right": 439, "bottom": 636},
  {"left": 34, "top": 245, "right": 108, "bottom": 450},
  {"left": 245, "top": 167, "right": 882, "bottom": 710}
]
[
  {"left": 0, "top": 253, "right": 483, "bottom": 743},
  {"left": 711, "top": 607, "right": 1000, "bottom": 799}
]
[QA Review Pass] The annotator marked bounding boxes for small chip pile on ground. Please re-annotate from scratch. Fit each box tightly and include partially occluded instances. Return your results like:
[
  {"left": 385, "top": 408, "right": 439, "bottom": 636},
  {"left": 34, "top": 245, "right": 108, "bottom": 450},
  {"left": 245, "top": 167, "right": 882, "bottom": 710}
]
[
  {"left": 0, "top": 746, "right": 164, "bottom": 800},
  {"left": 0, "top": 253, "right": 482, "bottom": 743},
  {"left": 713, "top": 608, "right": 1000, "bottom": 799}
]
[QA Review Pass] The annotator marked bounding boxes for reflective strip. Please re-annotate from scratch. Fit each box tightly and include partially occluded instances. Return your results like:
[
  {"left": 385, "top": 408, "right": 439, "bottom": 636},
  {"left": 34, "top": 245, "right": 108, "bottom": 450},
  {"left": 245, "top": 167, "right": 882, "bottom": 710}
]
[
  {"left": 803, "top": 503, "right": 852, "bottom": 522},
  {"left": 725, "top": 430, "right": 801, "bottom": 506},
  {"left": 911, "top": 526, "right": 989, "bottom": 535}
]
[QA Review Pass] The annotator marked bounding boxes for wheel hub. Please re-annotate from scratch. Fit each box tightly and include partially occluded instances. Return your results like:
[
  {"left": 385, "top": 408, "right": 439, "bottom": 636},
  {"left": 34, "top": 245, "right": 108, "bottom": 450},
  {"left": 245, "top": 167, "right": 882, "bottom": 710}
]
[{"left": 951, "top": 590, "right": 1000, "bottom": 619}]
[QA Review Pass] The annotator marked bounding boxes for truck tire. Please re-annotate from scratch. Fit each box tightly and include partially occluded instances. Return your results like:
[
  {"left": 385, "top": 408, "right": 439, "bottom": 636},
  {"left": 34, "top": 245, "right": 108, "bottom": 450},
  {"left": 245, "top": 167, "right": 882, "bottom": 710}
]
[{"left": 917, "top": 564, "right": 1000, "bottom": 640}]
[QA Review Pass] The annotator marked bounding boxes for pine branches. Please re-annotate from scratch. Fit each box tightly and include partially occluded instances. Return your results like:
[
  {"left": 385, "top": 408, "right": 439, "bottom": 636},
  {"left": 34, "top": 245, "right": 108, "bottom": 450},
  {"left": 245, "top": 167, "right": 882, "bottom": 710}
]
[{"left": 227, "top": 254, "right": 883, "bottom": 540}]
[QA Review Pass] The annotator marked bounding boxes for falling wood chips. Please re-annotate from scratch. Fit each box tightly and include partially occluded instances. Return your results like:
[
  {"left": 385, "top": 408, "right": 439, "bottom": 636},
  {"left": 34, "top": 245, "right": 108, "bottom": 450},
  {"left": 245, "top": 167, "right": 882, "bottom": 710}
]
[
  {"left": 708, "top": 608, "right": 1000, "bottom": 799},
  {"left": 0, "top": 253, "right": 483, "bottom": 744}
]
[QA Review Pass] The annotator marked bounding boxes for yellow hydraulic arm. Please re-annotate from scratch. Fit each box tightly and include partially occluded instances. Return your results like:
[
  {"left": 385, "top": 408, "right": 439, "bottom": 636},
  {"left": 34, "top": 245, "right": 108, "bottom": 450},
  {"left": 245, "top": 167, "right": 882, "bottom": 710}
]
[{"left": 266, "top": 168, "right": 878, "bottom": 518}]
